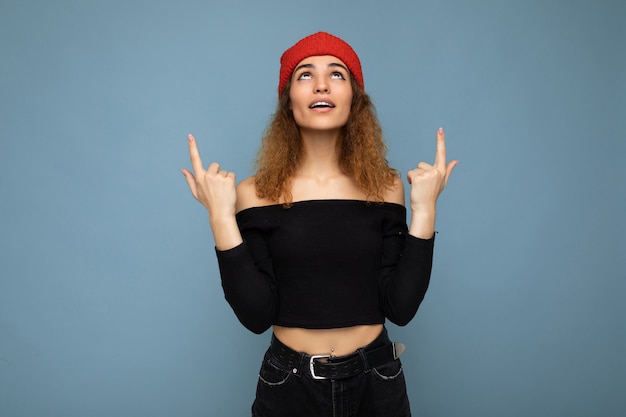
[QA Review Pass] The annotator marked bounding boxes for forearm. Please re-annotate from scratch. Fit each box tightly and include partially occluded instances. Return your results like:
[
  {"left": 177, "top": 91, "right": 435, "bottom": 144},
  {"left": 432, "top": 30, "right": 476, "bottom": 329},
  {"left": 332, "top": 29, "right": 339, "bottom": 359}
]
[
  {"left": 209, "top": 214, "right": 243, "bottom": 251},
  {"left": 408, "top": 205, "right": 436, "bottom": 239}
]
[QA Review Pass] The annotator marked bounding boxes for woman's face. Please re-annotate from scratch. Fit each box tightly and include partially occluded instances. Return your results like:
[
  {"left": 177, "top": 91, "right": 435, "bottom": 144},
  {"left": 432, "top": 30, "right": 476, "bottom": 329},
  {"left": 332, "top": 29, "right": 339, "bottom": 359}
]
[{"left": 289, "top": 55, "right": 353, "bottom": 134}]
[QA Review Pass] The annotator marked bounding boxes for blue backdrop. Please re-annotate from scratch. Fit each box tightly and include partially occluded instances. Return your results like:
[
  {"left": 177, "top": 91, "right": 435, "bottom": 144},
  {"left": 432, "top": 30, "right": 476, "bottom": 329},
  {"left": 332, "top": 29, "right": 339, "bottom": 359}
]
[{"left": 1, "top": 0, "right": 624, "bottom": 416}]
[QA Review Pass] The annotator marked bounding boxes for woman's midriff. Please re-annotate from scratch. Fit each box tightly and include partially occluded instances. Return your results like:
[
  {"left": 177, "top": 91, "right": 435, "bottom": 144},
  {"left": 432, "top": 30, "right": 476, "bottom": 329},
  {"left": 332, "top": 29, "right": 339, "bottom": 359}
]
[{"left": 272, "top": 324, "right": 384, "bottom": 356}]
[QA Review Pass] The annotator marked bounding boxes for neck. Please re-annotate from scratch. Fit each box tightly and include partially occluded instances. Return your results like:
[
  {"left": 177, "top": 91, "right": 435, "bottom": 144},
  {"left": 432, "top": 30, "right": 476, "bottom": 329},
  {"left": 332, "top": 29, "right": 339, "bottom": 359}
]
[{"left": 297, "top": 128, "right": 343, "bottom": 178}]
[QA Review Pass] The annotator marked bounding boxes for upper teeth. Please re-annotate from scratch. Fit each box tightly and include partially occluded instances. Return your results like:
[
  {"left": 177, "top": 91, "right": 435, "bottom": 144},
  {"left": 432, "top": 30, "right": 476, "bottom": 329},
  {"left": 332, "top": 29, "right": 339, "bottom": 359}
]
[{"left": 311, "top": 102, "right": 333, "bottom": 108}]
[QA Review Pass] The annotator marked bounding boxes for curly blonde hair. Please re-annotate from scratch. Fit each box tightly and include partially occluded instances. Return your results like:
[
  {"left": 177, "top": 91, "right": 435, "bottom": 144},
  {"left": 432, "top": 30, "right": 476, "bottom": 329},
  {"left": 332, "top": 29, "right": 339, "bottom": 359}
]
[{"left": 254, "top": 76, "right": 398, "bottom": 205}]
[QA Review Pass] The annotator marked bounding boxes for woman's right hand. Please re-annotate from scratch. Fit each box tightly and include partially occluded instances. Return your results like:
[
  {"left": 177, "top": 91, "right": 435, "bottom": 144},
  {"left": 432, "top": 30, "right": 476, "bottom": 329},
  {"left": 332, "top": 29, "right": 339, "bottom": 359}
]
[
  {"left": 182, "top": 134, "right": 243, "bottom": 250},
  {"left": 181, "top": 134, "right": 237, "bottom": 221}
]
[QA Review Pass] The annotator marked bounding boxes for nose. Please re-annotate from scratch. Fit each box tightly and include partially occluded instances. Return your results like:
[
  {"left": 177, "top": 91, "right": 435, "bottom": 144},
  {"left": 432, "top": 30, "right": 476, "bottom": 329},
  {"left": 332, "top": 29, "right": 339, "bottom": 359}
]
[{"left": 314, "top": 80, "right": 329, "bottom": 94}]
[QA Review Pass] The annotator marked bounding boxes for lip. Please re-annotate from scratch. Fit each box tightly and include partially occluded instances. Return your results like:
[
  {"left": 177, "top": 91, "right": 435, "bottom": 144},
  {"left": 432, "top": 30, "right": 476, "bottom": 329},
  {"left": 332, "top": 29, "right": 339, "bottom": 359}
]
[{"left": 308, "top": 98, "right": 336, "bottom": 110}]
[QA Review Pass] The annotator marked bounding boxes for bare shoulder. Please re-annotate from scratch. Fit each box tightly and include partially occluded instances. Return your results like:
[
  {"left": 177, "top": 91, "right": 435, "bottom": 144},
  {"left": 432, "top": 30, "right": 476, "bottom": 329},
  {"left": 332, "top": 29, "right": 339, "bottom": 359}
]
[
  {"left": 236, "top": 176, "right": 275, "bottom": 212},
  {"left": 235, "top": 176, "right": 259, "bottom": 212},
  {"left": 383, "top": 175, "right": 405, "bottom": 206}
]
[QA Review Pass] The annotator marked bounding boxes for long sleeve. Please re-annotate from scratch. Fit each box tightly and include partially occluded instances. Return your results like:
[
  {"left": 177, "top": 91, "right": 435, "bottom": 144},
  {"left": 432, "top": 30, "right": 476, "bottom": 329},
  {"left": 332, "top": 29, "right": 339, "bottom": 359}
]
[
  {"left": 378, "top": 211, "right": 435, "bottom": 326},
  {"left": 215, "top": 226, "right": 278, "bottom": 334}
]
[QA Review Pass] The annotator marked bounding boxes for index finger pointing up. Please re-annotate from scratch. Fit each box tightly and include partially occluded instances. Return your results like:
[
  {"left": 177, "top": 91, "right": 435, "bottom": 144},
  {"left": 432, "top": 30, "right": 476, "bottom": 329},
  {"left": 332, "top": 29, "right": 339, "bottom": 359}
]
[
  {"left": 188, "top": 134, "right": 205, "bottom": 174},
  {"left": 434, "top": 127, "right": 447, "bottom": 169}
]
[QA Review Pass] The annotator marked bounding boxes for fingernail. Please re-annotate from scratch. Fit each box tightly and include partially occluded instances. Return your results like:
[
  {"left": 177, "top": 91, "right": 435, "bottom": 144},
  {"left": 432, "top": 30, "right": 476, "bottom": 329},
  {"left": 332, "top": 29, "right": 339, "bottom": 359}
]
[
  {"left": 438, "top": 127, "right": 444, "bottom": 134},
  {"left": 188, "top": 134, "right": 194, "bottom": 142}
]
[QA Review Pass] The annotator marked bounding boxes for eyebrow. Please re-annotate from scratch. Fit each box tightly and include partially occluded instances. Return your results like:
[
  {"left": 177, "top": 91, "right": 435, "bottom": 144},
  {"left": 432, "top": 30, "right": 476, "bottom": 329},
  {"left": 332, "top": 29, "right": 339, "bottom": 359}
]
[{"left": 294, "top": 62, "right": 349, "bottom": 74}]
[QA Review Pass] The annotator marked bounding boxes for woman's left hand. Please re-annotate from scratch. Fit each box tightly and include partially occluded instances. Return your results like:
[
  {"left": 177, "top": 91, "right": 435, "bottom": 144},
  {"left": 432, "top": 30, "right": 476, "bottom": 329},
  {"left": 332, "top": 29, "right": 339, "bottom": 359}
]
[{"left": 406, "top": 128, "right": 458, "bottom": 214}]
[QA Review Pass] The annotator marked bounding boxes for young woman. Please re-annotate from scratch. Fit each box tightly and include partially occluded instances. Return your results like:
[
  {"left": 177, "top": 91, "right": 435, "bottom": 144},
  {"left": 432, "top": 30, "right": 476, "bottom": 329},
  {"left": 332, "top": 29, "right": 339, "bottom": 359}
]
[{"left": 182, "top": 32, "right": 457, "bottom": 417}]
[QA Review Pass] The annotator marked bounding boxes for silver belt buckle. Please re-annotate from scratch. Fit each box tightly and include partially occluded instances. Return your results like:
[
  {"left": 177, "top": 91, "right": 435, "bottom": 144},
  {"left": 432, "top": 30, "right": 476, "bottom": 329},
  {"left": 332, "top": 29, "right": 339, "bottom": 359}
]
[{"left": 309, "top": 354, "right": 331, "bottom": 380}]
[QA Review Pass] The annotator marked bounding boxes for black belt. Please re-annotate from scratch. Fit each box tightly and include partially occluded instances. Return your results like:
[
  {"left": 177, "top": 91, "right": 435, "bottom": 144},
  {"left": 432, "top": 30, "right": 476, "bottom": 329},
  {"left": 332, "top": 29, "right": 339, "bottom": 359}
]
[{"left": 269, "top": 329, "right": 406, "bottom": 380}]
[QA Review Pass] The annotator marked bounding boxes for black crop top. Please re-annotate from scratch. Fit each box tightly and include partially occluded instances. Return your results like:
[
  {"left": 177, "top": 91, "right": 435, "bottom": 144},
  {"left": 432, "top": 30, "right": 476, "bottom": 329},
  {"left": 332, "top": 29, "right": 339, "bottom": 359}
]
[{"left": 215, "top": 200, "right": 434, "bottom": 334}]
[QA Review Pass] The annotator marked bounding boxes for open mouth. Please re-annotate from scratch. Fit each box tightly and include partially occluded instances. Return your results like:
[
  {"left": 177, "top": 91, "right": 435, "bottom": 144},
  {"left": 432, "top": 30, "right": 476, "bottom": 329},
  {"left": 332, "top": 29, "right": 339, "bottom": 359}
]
[{"left": 309, "top": 102, "right": 335, "bottom": 109}]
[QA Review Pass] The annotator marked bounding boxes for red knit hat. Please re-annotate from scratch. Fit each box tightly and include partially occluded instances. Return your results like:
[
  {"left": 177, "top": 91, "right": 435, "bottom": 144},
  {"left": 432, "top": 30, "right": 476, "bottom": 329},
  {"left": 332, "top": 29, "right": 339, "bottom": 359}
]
[{"left": 278, "top": 32, "right": 364, "bottom": 96}]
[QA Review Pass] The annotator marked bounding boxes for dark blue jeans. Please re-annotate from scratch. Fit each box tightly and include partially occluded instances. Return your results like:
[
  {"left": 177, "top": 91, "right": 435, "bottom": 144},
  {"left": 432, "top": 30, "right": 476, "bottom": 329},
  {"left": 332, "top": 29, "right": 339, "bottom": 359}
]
[{"left": 251, "top": 328, "right": 411, "bottom": 417}]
